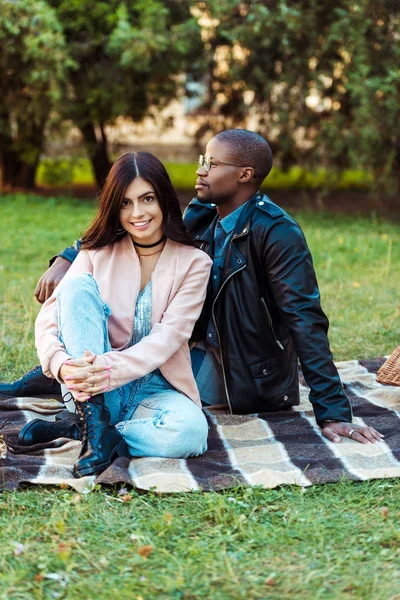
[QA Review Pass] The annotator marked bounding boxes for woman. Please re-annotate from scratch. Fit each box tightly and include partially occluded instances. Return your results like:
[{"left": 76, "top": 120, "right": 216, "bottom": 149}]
[{"left": 20, "top": 152, "right": 212, "bottom": 478}]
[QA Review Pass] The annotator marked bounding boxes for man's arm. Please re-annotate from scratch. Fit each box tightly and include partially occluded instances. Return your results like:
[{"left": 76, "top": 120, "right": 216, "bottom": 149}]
[
  {"left": 34, "top": 240, "right": 81, "bottom": 304},
  {"left": 262, "top": 218, "right": 383, "bottom": 444}
]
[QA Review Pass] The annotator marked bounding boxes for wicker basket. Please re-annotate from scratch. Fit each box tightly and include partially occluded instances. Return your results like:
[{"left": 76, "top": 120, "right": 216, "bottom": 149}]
[{"left": 376, "top": 346, "right": 400, "bottom": 386}]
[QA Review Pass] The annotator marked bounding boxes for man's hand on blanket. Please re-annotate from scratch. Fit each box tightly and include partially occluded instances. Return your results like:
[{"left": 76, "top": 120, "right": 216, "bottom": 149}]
[
  {"left": 34, "top": 256, "right": 71, "bottom": 303},
  {"left": 321, "top": 421, "right": 384, "bottom": 444},
  {"left": 60, "top": 351, "right": 111, "bottom": 402}
]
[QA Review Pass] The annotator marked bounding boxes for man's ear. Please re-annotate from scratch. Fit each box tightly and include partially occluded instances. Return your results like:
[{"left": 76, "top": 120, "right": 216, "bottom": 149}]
[{"left": 238, "top": 167, "right": 255, "bottom": 183}]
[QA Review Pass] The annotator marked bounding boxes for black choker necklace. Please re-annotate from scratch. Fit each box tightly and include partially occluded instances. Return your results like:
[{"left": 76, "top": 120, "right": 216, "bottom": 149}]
[{"left": 133, "top": 235, "right": 166, "bottom": 248}]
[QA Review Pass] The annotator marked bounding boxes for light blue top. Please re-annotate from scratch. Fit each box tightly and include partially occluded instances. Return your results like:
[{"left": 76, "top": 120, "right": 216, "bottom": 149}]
[
  {"left": 130, "top": 280, "right": 162, "bottom": 380},
  {"left": 131, "top": 281, "right": 153, "bottom": 346}
]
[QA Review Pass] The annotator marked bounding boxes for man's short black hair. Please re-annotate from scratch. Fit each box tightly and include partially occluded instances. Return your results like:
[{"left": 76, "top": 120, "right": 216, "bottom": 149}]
[{"left": 213, "top": 129, "right": 273, "bottom": 183}]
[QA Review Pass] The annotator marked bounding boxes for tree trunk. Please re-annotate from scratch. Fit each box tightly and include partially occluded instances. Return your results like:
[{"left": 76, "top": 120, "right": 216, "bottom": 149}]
[
  {"left": 0, "top": 151, "right": 38, "bottom": 189},
  {"left": 76, "top": 120, "right": 111, "bottom": 189},
  {"left": 0, "top": 112, "right": 43, "bottom": 190}
]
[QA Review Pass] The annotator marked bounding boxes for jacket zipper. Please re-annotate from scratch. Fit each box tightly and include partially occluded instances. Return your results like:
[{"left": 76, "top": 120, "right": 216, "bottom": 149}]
[
  {"left": 261, "top": 297, "right": 284, "bottom": 350},
  {"left": 212, "top": 263, "right": 247, "bottom": 414}
]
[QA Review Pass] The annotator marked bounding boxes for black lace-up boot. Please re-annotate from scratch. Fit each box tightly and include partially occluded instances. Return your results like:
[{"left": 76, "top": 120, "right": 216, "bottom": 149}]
[
  {"left": 0, "top": 366, "right": 62, "bottom": 399},
  {"left": 18, "top": 413, "right": 81, "bottom": 446},
  {"left": 73, "top": 394, "right": 129, "bottom": 478}
]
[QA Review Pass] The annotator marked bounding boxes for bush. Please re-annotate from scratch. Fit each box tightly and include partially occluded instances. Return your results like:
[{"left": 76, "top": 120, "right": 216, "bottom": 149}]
[
  {"left": 36, "top": 157, "right": 374, "bottom": 192},
  {"left": 153, "top": 163, "right": 374, "bottom": 192},
  {"left": 36, "top": 158, "right": 94, "bottom": 186}
]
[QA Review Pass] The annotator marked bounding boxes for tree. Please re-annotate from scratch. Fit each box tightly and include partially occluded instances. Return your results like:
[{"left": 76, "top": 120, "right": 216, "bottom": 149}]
[
  {"left": 49, "top": 0, "right": 203, "bottom": 187},
  {"left": 0, "top": 0, "right": 68, "bottom": 189},
  {"left": 193, "top": 0, "right": 400, "bottom": 191},
  {"left": 191, "top": 0, "right": 332, "bottom": 166},
  {"left": 316, "top": 0, "right": 400, "bottom": 191},
  {"left": 0, "top": 0, "right": 203, "bottom": 190}
]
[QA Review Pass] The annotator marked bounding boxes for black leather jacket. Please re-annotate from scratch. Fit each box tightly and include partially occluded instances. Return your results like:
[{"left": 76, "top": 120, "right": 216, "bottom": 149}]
[{"left": 184, "top": 192, "right": 352, "bottom": 426}]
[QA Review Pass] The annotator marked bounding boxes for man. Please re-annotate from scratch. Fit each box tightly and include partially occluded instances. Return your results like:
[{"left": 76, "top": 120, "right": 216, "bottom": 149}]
[{"left": 1, "top": 129, "right": 382, "bottom": 445}]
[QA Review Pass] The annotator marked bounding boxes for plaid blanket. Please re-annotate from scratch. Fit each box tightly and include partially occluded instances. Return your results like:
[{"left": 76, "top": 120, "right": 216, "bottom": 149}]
[{"left": 1, "top": 358, "right": 400, "bottom": 493}]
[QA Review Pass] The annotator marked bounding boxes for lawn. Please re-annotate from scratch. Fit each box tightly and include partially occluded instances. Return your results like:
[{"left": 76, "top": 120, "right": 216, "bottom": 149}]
[{"left": 0, "top": 193, "right": 399, "bottom": 599}]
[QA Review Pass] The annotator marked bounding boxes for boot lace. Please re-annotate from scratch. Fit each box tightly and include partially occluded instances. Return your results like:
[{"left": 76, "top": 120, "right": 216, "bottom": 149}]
[
  {"left": 61, "top": 391, "right": 83, "bottom": 437},
  {"left": 76, "top": 402, "right": 96, "bottom": 441}
]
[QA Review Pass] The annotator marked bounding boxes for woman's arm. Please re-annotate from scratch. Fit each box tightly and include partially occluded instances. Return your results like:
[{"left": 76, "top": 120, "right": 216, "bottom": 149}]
[{"left": 95, "top": 252, "right": 212, "bottom": 390}]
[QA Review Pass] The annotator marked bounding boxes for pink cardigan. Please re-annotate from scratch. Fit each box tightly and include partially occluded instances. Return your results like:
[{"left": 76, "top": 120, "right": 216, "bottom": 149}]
[{"left": 35, "top": 236, "right": 212, "bottom": 407}]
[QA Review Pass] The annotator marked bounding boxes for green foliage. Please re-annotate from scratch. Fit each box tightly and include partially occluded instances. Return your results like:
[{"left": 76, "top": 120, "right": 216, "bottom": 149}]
[
  {"left": 35, "top": 157, "right": 373, "bottom": 191},
  {"left": 263, "top": 167, "right": 373, "bottom": 192},
  {"left": 167, "top": 163, "right": 374, "bottom": 192},
  {"left": 0, "top": 0, "right": 67, "bottom": 112},
  {"left": 2, "top": 0, "right": 400, "bottom": 193},
  {"left": 319, "top": 1, "right": 400, "bottom": 192},
  {"left": 54, "top": 0, "right": 201, "bottom": 122},
  {"left": 108, "top": 2, "right": 171, "bottom": 70},
  {"left": 0, "top": 0, "right": 203, "bottom": 188},
  {"left": 0, "top": 0, "right": 69, "bottom": 185},
  {"left": 37, "top": 158, "right": 94, "bottom": 186},
  {"left": 194, "top": 0, "right": 400, "bottom": 192}
]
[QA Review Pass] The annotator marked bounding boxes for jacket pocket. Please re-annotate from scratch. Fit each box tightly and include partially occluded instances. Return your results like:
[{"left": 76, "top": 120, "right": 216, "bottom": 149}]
[{"left": 250, "top": 357, "right": 279, "bottom": 378}]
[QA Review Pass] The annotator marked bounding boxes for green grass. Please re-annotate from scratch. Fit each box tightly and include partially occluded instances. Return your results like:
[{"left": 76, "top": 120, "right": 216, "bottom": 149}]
[
  {"left": 36, "top": 157, "right": 374, "bottom": 192},
  {"left": 0, "top": 194, "right": 399, "bottom": 599},
  {"left": 0, "top": 482, "right": 399, "bottom": 599}
]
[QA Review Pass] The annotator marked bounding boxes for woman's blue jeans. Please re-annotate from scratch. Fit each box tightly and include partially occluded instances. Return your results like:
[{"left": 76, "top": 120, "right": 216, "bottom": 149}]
[{"left": 57, "top": 273, "right": 208, "bottom": 458}]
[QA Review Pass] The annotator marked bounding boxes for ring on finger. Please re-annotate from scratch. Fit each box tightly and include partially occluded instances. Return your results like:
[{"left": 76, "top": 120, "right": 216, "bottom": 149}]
[{"left": 348, "top": 429, "right": 356, "bottom": 439}]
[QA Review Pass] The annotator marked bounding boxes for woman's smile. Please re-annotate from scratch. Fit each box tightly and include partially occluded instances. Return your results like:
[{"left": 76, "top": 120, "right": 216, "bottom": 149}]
[{"left": 130, "top": 219, "right": 152, "bottom": 229}]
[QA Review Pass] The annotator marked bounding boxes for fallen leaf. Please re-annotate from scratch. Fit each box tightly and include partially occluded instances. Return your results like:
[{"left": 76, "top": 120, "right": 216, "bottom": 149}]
[
  {"left": 138, "top": 545, "right": 153, "bottom": 558},
  {"left": 121, "top": 494, "right": 132, "bottom": 502}
]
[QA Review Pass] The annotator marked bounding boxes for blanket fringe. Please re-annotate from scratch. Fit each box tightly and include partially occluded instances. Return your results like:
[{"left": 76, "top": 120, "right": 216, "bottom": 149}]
[{"left": 0, "top": 435, "right": 7, "bottom": 459}]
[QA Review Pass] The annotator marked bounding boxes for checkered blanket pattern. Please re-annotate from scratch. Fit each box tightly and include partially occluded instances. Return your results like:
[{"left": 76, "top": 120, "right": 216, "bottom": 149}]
[{"left": 1, "top": 358, "right": 399, "bottom": 492}]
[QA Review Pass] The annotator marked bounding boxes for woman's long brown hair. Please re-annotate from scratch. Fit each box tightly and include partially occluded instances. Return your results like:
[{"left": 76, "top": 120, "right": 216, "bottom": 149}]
[{"left": 81, "top": 152, "right": 194, "bottom": 249}]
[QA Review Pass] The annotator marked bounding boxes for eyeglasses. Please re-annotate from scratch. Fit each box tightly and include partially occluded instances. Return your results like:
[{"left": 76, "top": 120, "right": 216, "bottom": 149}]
[{"left": 198, "top": 154, "right": 245, "bottom": 172}]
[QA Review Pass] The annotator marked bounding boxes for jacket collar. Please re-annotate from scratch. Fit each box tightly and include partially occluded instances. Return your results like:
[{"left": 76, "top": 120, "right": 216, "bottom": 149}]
[
  {"left": 231, "top": 191, "right": 262, "bottom": 241},
  {"left": 189, "top": 190, "right": 276, "bottom": 246}
]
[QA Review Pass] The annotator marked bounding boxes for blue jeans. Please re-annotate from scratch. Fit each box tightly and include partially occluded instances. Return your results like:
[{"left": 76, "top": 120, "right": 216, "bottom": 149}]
[
  {"left": 57, "top": 273, "right": 208, "bottom": 458},
  {"left": 191, "top": 347, "right": 227, "bottom": 406}
]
